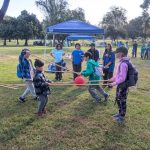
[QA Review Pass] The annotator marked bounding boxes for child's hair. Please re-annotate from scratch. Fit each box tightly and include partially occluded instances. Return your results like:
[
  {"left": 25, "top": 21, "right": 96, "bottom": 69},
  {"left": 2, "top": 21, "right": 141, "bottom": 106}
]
[
  {"left": 84, "top": 52, "right": 92, "bottom": 59},
  {"left": 34, "top": 59, "right": 44, "bottom": 67},
  {"left": 75, "top": 43, "right": 81, "bottom": 48},
  {"left": 22, "top": 48, "right": 30, "bottom": 54},
  {"left": 107, "top": 43, "right": 112, "bottom": 51},
  {"left": 56, "top": 43, "right": 62, "bottom": 49}
]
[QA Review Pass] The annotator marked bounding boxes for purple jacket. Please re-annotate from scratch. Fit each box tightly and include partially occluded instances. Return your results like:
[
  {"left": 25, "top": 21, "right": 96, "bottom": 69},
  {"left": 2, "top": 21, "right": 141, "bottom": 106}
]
[{"left": 112, "top": 57, "right": 130, "bottom": 86}]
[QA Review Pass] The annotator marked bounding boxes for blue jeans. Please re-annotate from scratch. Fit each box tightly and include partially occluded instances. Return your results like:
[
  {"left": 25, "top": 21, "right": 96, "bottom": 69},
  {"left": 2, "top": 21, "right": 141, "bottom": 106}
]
[
  {"left": 38, "top": 95, "right": 48, "bottom": 113},
  {"left": 21, "top": 80, "right": 36, "bottom": 99},
  {"left": 88, "top": 85, "right": 108, "bottom": 100}
]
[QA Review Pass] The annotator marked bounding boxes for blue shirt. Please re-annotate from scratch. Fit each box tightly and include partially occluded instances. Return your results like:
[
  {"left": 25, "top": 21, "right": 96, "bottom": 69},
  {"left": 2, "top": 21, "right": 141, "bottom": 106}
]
[
  {"left": 72, "top": 49, "right": 84, "bottom": 65},
  {"left": 51, "top": 49, "right": 65, "bottom": 63},
  {"left": 103, "top": 50, "right": 115, "bottom": 72}
]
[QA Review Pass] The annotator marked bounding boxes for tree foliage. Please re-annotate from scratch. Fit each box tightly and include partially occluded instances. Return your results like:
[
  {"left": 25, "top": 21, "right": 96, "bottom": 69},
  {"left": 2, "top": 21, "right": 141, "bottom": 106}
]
[
  {"left": 0, "top": 16, "right": 16, "bottom": 45},
  {"left": 101, "top": 6, "right": 127, "bottom": 41},
  {"left": 127, "top": 17, "right": 144, "bottom": 39},
  {"left": 36, "top": 0, "right": 85, "bottom": 26},
  {"left": 0, "top": 10, "right": 44, "bottom": 46},
  {"left": 140, "top": 0, "right": 150, "bottom": 37}
]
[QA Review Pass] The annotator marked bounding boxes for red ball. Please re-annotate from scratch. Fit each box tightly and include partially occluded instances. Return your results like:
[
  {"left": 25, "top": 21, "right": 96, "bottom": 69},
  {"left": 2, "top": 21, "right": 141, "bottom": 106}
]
[{"left": 74, "top": 76, "right": 86, "bottom": 86}]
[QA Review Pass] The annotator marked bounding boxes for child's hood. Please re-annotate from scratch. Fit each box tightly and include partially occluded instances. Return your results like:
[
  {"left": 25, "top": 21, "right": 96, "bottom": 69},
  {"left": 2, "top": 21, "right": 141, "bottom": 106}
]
[
  {"left": 120, "top": 57, "right": 130, "bottom": 62},
  {"left": 88, "top": 59, "right": 99, "bottom": 66}
]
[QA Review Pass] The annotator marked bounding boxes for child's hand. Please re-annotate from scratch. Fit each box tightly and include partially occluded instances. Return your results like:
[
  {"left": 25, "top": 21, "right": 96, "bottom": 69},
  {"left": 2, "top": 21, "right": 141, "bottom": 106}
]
[
  {"left": 48, "top": 81, "right": 53, "bottom": 85},
  {"left": 77, "top": 72, "right": 81, "bottom": 76},
  {"left": 108, "top": 83, "right": 113, "bottom": 88}
]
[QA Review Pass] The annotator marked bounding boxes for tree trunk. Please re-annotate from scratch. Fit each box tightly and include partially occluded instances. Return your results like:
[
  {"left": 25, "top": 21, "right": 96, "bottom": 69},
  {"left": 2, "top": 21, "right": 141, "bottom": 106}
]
[
  {"left": 3, "top": 38, "right": 6, "bottom": 46},
  {"left": 17, "top": 38, "right": 19, "bottom": 45},
  {"left": 24, "top": 38, "right": 28, "bottom": 46},
  {"left": 0, "top": 0, "right": 10, "bottom": 22},
  {"left": 9, "top": 38, "right": 11, "bottom": 42}
]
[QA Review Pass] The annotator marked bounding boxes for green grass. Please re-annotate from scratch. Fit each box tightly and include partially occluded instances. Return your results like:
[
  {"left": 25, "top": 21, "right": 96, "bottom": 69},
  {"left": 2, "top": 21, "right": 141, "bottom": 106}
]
[{"left": 0, "top": 45, "right": 150, "bottom": 150}]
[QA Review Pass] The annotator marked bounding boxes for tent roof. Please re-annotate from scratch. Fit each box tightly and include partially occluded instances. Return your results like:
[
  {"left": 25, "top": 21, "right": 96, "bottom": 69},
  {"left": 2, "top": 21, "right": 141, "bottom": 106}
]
[
  {"left": 66, "top": 35, "right": 96, "bottom": 41},
  {"left": 46, "top": 20, "right": 105, "bottom": 34}
]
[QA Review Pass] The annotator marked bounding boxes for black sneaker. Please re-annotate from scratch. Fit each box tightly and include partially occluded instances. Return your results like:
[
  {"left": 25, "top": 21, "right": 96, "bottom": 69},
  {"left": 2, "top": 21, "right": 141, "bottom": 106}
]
[
  {"left": 19, "top": 97, "right": 25, "bottom": 103},
  {"left": 104, "top": 94, "right": 109, "bottom": 101}
]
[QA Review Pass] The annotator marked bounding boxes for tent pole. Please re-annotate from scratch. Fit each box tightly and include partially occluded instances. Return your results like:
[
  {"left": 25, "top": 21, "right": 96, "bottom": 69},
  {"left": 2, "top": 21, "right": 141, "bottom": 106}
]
[
  {"left": 44, "top": 34, "right": 47, "bottom": 64},
  {"left": 103, "top": 34, "right": 105, "bottom": 47},
  {"left": 53, "top": 34, "right": 55, "bottom": 47}
]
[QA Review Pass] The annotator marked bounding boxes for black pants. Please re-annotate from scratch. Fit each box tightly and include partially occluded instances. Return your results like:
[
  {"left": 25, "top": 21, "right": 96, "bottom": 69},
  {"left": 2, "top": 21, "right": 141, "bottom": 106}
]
[
  {"left": 55, "top": 62, "right": 62, "bottom": 80},
  {"left": 72, "top": 63, "right": 82, "bottom": 79},
  {"left": 116, "top": 85, "right": 128, "bottom": 117},
  {"left": 103, "top": 69, "right": 113, "bottom": 84},
  {"left": 132, "top": 49, "right": 137, "bottom": 58}
]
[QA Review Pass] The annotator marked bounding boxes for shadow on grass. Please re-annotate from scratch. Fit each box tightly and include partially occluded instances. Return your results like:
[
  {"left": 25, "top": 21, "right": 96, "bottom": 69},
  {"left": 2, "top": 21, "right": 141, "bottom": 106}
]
[{"left": 0, "top": 117, "right": 36, "bottom": 144}]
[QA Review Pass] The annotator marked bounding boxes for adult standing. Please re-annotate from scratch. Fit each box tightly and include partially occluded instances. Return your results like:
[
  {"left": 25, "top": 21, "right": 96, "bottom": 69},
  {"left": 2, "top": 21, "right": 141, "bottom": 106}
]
[
  {"left": 103, "top": 44, "right": 115, "bottom": 84},
  {"left": 132, "top": 41, "right": 138, "bottom": 58},
  {"left": 72, "top": 43, "right": 84, "bottom": 80},
  {"left": 125, "top": 41, "right": 129, "bottom": 50},
  {"left": 50, "top": 44, "right": 65, "bottom": 81},
  {"left": 87, "top": 43, "right": 99, "bottom": 62},
  {"left": 19, "top": 49, "right": 37, "bottom": 103}
]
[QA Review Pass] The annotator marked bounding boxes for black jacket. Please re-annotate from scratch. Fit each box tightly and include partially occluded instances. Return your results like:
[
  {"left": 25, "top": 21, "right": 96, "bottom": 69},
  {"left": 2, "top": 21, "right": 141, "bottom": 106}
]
[
  {"left": 33, "top": 70, "right": 51, "bottom": 95},
  {"left": 88, "top": 49, "right": 99, "bottom": 62}
]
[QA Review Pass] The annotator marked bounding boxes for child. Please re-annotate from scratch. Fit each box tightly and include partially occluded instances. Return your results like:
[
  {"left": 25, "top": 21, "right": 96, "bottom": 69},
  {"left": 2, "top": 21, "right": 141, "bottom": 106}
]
[
  {"left": 141, "top": 44, "right": 146, "bottom": 60},
  {"left": 72, "top": 43, "right": 84, "bottom": 80},
  {"left": 18, "top": 49, "right": 37, "bottom": 102},
  {"left": 103, "top": 43, "right": 115, "bottom": 85},
  {"left": 81, "top": 52, "right": 109, "bottom": 102},
  {"left": 33, "top": 59, "right": 51, "bottom": 116},
  {"left": 50, "top": 43, "right": 65, "bottom": 81},
  {"left": 108, "top": 47, "right": 130, "bottom": 123}
]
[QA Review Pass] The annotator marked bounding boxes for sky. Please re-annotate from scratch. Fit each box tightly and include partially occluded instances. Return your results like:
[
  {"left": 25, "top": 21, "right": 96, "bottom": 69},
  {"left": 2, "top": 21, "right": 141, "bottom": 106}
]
[{"left": 0, "top": 0, "right": 144, "bottom": 25}]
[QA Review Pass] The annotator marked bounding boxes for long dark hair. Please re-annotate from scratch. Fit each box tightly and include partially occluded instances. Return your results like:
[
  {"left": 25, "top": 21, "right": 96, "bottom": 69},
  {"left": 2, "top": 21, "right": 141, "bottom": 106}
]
[{"left": 107, "top": 43, "right": 112, "bottom": 51}]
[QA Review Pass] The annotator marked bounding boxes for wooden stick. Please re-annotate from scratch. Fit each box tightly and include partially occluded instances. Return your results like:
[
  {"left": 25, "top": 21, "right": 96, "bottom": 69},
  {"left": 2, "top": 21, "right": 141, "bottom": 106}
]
[
  {"left": 2, "top": 83, "right": 109, "bottom": 87},
  {"left": 31, "top": 54, "right": 79, "bottom": 75},
  {"left": 45, "top": 70, "right": 80, "bottom": 74},
  {"left": 0, "top": 84, "right": 18, "bottom": 90},
  {"left": 50, "top": 83, "right": 109, "bottom": 86}
]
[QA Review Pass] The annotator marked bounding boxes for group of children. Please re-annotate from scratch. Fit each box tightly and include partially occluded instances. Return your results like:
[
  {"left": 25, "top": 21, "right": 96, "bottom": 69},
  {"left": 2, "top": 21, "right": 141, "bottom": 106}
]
[{"left": 18, "top": 45, "right": 137, "bottom": 123}]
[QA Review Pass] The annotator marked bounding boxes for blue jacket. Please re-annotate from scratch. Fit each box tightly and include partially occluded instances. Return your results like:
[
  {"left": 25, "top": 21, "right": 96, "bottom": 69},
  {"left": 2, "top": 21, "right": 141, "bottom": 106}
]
[
  {"left": 22, "top": 58, "right": 32, "bottom": 79},
  {"left": 103, "top": 50, "right": 115, "bottom": 73}
]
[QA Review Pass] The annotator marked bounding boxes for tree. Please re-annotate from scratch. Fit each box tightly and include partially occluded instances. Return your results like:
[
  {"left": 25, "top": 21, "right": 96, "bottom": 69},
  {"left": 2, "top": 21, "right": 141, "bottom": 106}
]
[
  {"left": 36, "top": 0, "right": 86, "bottom": 45},
  {"left": 0, "top": 16, "right": 16, "bottom": 45},
  {"left": 17, "top": 10, "right": 43, "bottom": 46},
  {"left": 0, "top": 0, "right": 10, "bottom": 22},
  {"left": 140, "top": 0, "right": 150, "bottom": 38},
  {"left": 36, "top": 0, "right": 68, "bottom": 26},
  {"left": 127, "top": 17, "right": 144, "bottom": 39},
  {"left": 101, "top": 6, "right": 127, "bottom": 41}
]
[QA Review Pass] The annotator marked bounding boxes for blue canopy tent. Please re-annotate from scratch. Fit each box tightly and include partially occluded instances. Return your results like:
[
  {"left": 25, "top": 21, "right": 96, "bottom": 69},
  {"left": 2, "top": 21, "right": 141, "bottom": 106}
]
[
  {"left": 47, "top": 19, "right": 105, "bottom": 35},
  {"left": 44, "top": 20, "right": 105, "bottom": 58},
  {"left": 46, "top": 20, "right": 105, "bottom": 46},
  {"left": 66, "top": 35, "right": 96, "bottom": 41}
]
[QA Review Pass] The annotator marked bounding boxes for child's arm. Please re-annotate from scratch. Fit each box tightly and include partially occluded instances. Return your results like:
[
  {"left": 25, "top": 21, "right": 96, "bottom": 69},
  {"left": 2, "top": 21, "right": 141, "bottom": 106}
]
[
  {"left": 33, "top": 76, "right": 49, "bottom": 88},
  {"left": 81, "top": 63, "right": 93, "bottom": 77},
  {"left": 110, "top": 62, "right": 128, "bottom": 86}
]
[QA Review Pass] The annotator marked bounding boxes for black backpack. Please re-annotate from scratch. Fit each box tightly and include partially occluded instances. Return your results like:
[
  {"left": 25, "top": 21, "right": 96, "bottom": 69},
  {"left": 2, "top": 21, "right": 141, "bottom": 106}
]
[{"left": 120, "top": 60, "right": 138, "bottom": 87}]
